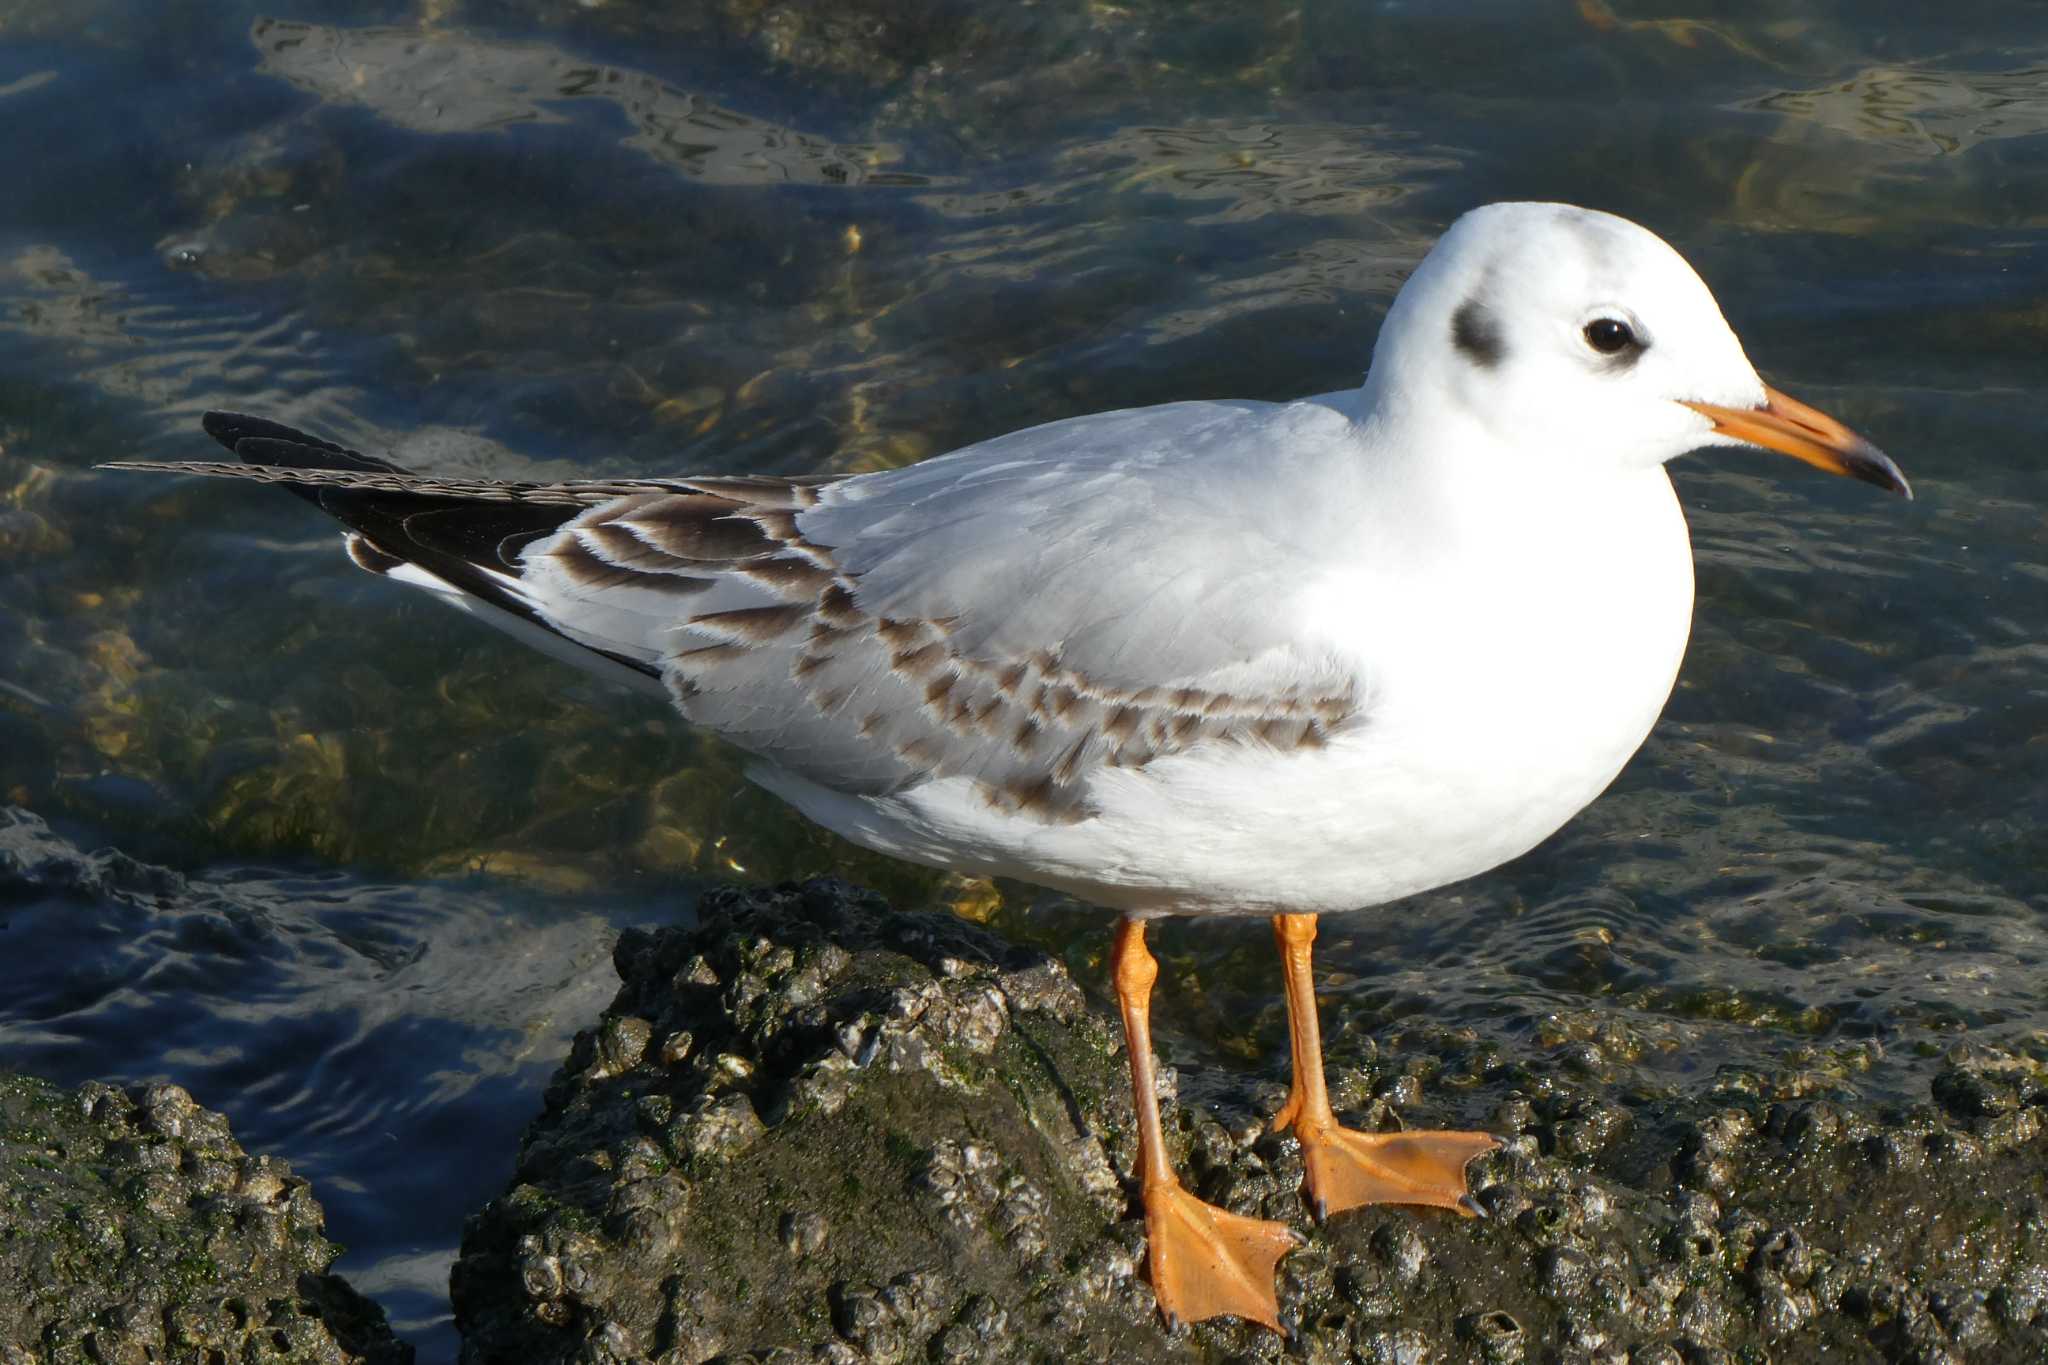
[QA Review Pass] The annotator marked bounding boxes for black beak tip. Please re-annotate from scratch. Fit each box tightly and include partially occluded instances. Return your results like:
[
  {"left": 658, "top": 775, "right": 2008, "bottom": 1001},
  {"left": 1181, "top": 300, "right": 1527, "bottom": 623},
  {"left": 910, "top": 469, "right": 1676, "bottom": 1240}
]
[{"left": 1847, "top": 445, "right": 1913, "bottom": 501}]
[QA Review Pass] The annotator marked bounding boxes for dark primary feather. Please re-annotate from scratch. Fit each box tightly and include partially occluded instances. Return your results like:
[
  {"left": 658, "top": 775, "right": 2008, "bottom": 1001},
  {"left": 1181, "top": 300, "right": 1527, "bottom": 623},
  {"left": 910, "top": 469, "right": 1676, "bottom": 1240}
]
[
  {"left": 200, "top": 409, "right": 405, "bottom": 482},
  {"left": 107, "top": 412, "right": 857, "bottom": 690},
  {"left": 105, "top": 411, "right": 828, "bottom": 683},
  {"left": 210, "top": 412, "right": 634, "bottom": 666},
  {"left": 196, "top": 411, "right": 604, "bottom": 573}
]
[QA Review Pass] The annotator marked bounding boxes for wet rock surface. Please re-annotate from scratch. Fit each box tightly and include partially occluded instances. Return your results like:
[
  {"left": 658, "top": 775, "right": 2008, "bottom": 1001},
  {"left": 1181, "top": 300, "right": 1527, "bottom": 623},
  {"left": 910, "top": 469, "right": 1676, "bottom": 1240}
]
[
  {"left": 0, "top": 1071, "right": 411, "bottom": 1364},
  {"left": 453, "top": 879, "right": 2048, "bottom": 1363}
]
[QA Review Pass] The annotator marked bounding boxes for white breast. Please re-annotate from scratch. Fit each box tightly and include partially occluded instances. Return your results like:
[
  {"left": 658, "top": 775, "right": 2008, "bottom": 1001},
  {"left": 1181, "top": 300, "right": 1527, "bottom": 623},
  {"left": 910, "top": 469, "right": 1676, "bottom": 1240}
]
[{"left": 758, "top": 464, "right": 1695, "bottom": 917}]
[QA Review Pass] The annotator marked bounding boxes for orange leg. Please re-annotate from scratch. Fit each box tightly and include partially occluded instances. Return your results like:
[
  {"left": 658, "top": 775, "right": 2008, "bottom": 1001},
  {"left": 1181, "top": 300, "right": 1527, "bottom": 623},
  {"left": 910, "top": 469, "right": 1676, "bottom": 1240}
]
[
  {"left": 1270, "top": 913, "right": 1498, "bottom": 1220},
  {"left": 1114, "top": 917, "right": 1298, "bottom": 1333}
]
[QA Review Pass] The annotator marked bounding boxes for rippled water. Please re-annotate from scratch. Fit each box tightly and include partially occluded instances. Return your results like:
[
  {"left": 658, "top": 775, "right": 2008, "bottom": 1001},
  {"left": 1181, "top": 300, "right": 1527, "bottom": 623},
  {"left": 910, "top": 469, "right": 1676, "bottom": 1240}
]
[{"left": 2, "top": 1, "right": 2045, "bottom": 1357}]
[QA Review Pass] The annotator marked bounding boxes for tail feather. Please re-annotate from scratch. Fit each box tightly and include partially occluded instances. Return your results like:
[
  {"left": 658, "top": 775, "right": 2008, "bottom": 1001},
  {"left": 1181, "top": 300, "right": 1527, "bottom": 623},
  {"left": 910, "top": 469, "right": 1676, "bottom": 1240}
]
[{"left": 105, "top": 411, "right": 669, "bottom": 685}]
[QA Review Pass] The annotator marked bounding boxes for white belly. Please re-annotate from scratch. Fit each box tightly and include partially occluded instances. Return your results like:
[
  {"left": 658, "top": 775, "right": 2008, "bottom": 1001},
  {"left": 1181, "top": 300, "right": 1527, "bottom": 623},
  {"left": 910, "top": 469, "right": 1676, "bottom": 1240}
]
[{"left": 758, "top": 469, "right": 1695, "bottom": 916}]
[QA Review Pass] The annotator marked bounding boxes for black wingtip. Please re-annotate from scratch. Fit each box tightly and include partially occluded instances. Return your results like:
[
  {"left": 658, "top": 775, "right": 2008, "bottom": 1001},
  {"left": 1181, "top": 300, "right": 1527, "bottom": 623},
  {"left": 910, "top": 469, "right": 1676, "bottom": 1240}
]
[
  {"left": 203, "top": 410, "right": 337, "bottom": 455},
  {"left": 199, "top": 410, "right": 404, "bottom": 476},
  {"left": 199, "top": 409, "right": 249, "bottom": 449}
]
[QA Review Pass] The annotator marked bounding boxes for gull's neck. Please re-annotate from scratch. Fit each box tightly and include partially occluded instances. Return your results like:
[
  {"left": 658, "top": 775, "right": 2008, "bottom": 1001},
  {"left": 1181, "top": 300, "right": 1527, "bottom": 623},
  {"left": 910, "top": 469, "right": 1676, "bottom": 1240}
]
[{"left": 1323, "top": 364, "right": 1685, "bottom": 588}]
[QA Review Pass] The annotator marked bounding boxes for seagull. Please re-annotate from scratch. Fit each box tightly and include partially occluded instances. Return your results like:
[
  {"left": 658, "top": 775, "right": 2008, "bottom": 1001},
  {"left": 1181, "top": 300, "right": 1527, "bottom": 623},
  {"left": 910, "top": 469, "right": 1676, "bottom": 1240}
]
[{"left": 107, "top": 201, "right": 1910, "bottom": 1333}]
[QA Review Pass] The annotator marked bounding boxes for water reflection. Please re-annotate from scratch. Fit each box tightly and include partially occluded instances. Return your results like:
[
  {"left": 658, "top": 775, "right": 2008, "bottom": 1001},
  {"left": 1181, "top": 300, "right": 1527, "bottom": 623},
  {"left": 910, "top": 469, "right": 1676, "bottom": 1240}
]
[
  {"left": 1, "top": 245, "right": 368, "bottom": 441},
  {"left": 1057, "top": 121, "right": 1442, "bottom": 224},
  {"left": 251, "top": 18, "right": 930, "bottom": 188},
  {"left": 1753, "top": 64, "right": 2048, "bottom": 156}
]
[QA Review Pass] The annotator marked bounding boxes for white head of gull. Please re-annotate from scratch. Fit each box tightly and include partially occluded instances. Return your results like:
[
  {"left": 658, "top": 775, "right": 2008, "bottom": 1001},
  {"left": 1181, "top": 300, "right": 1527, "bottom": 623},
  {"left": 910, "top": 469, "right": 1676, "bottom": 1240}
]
[{"left": 1365, "top": 202, "right": 1903, "bottom": 488}]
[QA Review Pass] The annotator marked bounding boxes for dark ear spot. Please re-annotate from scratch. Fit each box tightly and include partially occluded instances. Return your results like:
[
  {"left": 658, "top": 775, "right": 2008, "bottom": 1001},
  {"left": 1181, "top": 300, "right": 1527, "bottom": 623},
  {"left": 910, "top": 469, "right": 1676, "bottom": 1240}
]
[{"left": 1451, "top": 299, "right": 1504, "bottom": 369}]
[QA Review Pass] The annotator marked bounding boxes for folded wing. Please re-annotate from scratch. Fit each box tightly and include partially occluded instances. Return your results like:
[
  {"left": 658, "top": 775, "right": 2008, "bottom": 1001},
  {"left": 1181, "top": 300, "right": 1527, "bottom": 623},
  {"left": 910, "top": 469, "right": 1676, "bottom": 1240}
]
[{"left": 111, "top": 405, "right": 1363, "bottom": 820}]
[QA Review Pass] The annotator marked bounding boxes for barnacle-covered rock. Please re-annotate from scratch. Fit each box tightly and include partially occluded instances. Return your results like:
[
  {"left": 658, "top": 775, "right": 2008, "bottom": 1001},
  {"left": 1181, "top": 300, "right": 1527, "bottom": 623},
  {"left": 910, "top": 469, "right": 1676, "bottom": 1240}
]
[
  {"left": 0, "top": 1072, "right": 411, "bottom": 1363},
  {"left": 452, "top": 879, "right": 2048, "bottom": 1362}
]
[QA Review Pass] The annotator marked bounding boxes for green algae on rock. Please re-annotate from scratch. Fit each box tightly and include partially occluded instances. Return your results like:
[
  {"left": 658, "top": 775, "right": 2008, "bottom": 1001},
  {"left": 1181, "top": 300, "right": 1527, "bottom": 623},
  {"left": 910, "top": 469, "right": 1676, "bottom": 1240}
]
[
  {"left": 0, "top": 1073, "right": 411, "bottom": 1364},
  {"left": 451, "top": 879, "right": 1171, "bottom": 1362},
  {"left": 452, "top": 880, "right": 2048, "bottom": 1362}
]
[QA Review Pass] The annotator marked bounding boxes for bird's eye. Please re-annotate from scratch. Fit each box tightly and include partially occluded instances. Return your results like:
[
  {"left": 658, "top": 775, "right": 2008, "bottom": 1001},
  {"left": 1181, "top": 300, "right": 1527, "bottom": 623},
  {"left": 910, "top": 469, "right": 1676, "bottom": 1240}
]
[{"left": 1583, "top": 317, "right": 1637, "bottom": 354}]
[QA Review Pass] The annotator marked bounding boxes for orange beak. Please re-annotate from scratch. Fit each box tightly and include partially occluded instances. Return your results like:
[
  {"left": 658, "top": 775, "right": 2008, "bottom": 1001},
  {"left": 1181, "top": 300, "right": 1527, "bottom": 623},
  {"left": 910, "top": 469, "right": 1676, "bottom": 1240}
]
[{"left": 1682, "top": 385, "right": 1911, "bottom": 499}]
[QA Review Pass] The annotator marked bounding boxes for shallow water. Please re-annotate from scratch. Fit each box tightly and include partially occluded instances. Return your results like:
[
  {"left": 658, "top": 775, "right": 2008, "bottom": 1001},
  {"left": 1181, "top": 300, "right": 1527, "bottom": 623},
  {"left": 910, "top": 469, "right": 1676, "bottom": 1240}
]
[{"left": 1, "top": 0, "right": 2045, "bottom": 1356}]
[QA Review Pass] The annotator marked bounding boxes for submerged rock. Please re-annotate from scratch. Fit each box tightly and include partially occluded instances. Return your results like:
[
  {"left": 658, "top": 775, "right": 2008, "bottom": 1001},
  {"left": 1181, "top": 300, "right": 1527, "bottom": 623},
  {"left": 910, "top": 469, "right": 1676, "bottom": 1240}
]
[
  {"left": 453, "top": 879, "right": 2048, "bottom": 1362},
  {"left": 0, "top": 1072, "right": 411, "bottom": 1364}
]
